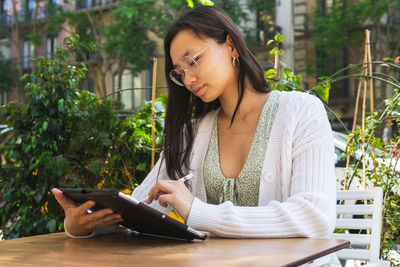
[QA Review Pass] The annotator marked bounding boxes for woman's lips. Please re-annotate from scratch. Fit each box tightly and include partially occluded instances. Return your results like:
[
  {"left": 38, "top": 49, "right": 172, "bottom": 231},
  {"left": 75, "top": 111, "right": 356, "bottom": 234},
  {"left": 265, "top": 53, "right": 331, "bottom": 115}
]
[{"left": 193, "top": 85, "right": 205, "bottom": 96}]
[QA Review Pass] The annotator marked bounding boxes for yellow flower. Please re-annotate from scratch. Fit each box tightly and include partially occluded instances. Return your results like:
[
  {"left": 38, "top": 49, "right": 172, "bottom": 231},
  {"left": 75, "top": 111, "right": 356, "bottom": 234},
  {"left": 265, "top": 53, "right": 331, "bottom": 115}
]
[
  {"left": 41, "top": 201, "right": 48, "bottom": 214},
  {"left": 100, "top": 169, "right": 110, "bottom": 176},
  {"left": 97, "top": 179, "right": 105, "bottom": 188},
  {"left": 1, "top": 154, "right": 6, "bottom": 166},
  {"left": 120, "top": 188, "right": 132, "bottom": 195},
  {"left": 32, "top": 169, "right": 38, "bottom": 176}
]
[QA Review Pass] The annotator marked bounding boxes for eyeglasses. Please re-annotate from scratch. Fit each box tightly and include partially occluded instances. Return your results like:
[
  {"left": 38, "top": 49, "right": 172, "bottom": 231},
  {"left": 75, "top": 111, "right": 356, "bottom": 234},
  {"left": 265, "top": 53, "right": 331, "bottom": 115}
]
[{"left": 169, "top": 40, "right": 218, "bottom": 87}]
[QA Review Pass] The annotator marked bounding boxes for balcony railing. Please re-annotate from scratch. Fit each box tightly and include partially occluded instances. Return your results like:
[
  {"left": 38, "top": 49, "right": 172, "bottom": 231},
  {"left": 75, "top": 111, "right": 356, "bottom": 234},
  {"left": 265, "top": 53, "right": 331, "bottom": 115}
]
[
  {"left": 75, "top": 0, "right": 120, "bottom": 10},
  {"left": 18, "top": 9, "right": 34, "bottom": 23},
  {"left": 0, "top": 13, "right": 12, "bottom": 28},
  {"left": 0, "top": 3, "right": 61, "bottom": 26}
]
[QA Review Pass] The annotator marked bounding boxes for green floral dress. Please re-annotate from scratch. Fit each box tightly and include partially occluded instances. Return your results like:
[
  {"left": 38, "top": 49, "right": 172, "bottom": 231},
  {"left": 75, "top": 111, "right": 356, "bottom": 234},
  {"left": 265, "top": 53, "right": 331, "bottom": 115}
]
[{"left": 203, "top": 90, "right": 280, "bottom": 205}]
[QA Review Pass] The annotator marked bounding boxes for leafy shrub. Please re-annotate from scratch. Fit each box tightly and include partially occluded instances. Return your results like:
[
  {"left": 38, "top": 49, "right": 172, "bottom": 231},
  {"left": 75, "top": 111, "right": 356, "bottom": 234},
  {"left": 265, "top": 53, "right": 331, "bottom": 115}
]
[
  {"left": 345, "top": 88, "right": 400, "bottom": 262},
  {"left": 0, "top": 36, "right": 164, "bottom": 239}
]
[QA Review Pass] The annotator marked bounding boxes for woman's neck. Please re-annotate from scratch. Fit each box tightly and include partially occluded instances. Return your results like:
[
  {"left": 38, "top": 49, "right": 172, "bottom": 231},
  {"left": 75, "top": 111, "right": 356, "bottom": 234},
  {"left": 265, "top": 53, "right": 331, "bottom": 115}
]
[{"left": 219, "top": 85, "right": 270, "bottom": 122}]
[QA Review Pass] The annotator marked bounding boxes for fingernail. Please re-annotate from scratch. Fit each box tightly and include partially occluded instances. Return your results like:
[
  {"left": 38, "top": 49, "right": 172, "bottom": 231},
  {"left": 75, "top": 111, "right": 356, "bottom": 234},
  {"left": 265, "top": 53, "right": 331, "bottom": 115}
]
[{"left": 52, "top": 188, "right": 61, "bottom": 194}]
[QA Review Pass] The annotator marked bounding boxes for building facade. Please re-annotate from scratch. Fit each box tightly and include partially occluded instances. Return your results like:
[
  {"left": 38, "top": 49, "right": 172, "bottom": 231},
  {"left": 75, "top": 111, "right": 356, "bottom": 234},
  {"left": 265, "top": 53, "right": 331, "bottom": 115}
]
[
  {"left": 0, "top": 0, "right": 164, "bottom": 111},
  {"left": 276, "top": 0, "right": 400, "bottom": 131}
]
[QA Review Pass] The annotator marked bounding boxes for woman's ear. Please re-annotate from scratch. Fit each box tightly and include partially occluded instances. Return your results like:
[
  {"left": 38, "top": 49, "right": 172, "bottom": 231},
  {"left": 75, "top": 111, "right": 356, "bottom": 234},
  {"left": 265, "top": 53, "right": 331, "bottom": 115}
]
[{"left": 225, "top": 34, "right": 239, "bottom": 58}]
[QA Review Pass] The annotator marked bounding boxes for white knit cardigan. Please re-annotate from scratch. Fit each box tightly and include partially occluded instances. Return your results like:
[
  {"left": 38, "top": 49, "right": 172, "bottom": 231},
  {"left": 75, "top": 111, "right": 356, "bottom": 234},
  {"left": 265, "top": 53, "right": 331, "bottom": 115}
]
[{"left": 132, "top": 90, "right": 337, "bottom": 239}]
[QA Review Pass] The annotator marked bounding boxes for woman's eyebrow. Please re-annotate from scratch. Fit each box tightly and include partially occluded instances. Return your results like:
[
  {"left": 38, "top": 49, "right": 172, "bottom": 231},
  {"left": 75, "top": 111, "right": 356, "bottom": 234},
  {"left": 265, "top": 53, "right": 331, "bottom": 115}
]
[{"left": 172, "top": 50, "right": 191, "bottom": 68}]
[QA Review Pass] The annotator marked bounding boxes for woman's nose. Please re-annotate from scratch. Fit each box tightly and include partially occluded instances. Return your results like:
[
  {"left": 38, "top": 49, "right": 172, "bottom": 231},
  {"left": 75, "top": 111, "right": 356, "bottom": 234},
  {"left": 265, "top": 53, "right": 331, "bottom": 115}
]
[{"left": 183, "top": 71, "right": 197, "bottom": 86}]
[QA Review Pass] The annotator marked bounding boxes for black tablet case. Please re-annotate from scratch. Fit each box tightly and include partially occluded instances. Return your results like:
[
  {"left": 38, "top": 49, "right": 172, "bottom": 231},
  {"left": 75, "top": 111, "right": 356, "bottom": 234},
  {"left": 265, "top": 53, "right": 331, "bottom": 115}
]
[{"left": 60, "top": 188, "right": 207, "bottom": 241}]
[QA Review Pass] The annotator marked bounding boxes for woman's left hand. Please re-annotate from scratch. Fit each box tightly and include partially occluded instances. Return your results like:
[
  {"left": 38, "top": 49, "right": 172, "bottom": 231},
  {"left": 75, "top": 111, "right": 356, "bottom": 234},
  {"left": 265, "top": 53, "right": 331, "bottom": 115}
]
[{"left": 146, "top": 180, "right": 194, "bottom": 222}]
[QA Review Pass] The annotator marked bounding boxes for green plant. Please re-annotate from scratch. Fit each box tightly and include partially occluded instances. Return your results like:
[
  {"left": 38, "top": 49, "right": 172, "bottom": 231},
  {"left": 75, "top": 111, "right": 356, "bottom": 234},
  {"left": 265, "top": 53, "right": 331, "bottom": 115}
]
[
  {"left": 345, "top": 88, "right": 400, "bottom": 263},
  {"left": 105, "top": 97, "right": 166, "bottom": 190},
  {"left": 264, "top": 32, "right": 400, "bottom": 264},
  {"left": 265, "top": 33, "right": 331, "bottom": 104},
  {"left": 0, "top": 36, "right": 165, "bottom": 239},
  {"left": 0, "top": 35, "right": 94, "bottom": 238}
]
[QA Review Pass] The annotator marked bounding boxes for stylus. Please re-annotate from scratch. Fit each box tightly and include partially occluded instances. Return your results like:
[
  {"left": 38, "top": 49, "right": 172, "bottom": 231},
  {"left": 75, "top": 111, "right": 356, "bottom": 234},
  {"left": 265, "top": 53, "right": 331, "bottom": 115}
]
[
  {"left": 139, "top": 173, "right": 193, "bottom": 203},
  {"left": 177, "top": 173, "right": 193, "bottom": 182}
]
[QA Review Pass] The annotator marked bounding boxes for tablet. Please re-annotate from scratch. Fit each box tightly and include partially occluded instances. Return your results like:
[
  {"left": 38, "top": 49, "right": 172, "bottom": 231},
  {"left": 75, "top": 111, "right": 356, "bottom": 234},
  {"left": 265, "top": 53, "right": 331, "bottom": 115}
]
[{"left": 59, "top": 188, "right": 207, "bottom": 241}]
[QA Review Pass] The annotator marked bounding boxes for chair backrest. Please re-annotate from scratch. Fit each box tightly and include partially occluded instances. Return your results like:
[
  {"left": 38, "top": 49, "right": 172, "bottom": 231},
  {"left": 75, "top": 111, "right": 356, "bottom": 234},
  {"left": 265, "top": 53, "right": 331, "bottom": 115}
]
[{"left": 331, "top": 187, "right": 383, "bottom": 263}]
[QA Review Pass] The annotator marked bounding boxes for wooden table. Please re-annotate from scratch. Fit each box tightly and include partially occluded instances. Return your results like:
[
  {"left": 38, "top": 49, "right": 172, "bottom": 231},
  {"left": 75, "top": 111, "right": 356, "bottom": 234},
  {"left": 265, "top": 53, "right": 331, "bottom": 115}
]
[{"left": 0, "top": 232, "right": 349, "bottom": 267}]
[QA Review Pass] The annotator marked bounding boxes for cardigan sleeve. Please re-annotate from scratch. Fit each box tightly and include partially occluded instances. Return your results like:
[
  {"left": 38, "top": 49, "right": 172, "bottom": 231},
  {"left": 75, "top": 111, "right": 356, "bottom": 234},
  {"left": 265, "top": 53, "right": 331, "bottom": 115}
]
[
  {"left": 131, "top": 152, "right": 172, "bottom": 215},
  {"left": 186, "top": 93, "right": 337, "bottom": 238}
]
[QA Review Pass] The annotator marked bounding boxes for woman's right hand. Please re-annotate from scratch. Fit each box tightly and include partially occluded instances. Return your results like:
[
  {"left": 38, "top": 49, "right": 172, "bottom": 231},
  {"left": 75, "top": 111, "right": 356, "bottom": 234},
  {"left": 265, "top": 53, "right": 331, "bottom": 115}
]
[{"left": 51, "top": 188, "right": 124, "bottom": 237}]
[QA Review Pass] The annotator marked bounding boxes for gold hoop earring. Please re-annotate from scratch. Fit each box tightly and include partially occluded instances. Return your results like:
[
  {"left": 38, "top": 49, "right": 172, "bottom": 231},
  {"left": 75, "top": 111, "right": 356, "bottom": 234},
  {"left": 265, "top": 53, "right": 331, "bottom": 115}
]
[{"left": 232, "top": 57, "right": 240, "bottom": 69}]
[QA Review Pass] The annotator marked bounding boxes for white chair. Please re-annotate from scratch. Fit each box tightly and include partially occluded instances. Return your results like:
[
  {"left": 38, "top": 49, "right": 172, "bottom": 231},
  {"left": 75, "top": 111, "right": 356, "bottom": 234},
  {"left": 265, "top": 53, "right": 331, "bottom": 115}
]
[{"left": 331, "top": 187, "right": 390, "bottom": 267}]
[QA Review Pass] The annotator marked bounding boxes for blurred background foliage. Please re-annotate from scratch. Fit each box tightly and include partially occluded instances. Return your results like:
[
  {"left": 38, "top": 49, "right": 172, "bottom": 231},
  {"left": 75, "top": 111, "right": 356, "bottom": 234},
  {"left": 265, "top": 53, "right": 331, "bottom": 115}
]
[
  {"left": 0, "top": 3, "right": 398, "bottom": 265},
  {"left": 0, "top": 36, "right": 165, "bottom": 239},
  {"left": 0, "top": 0, "right": 272, "bottom": 241}
]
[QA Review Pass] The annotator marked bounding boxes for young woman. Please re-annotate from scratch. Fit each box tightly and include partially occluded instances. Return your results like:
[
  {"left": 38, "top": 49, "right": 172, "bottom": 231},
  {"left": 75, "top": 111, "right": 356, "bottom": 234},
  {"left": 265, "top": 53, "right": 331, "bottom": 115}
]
[{"left": 53, "top": 5, "right": 338, "bottom": 266}]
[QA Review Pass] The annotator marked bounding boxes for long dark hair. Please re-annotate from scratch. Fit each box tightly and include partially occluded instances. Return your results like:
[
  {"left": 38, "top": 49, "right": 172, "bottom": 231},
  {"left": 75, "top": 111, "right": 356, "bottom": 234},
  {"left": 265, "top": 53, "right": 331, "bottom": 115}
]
[{"left": 163, "top": 6, "right": 270, "bottom": 180}]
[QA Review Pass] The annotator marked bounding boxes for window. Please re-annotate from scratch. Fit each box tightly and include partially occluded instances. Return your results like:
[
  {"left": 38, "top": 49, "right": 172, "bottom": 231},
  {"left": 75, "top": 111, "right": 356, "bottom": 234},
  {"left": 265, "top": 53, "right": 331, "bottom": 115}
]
[
  {"left": 87, "top": 0, "right": 94, "bottom": 8},
  {"left": 28, "top": 0, "right": 34, "bottom": 9},
  {"left": 81, "top": 78, "right": 94, "bottom": 93},
  {"left": 22, "top": 0, "right": 34, "bottom": 21},
  {"left": 0, "top": 91, "right": 7, "bottom": 106},
  {"left": 133, "top": 74, "right": 144, "bottom": 109},
  {"left": 113, "top": 70, "right": 149, "bottom": 110},
  {"left": 0, "top": 39, "right": 9, "bottom": 58},
  {"left": 113, "top": 70, "right": 133, "bottom": 110},
  {"left": 45, "top": 0, "right": 59, "bottom": 16},
  {"left": 315, "top": 0, "right": 349, "bottom": 99},
  {"left": 1, "top": 0, "right": 8, "bottom": 13},
  {"left": 23, "top": 39, "right": 34, "bottom": 69},
  {"left": 76, "top": 0, "right": 93, "bottom": 9},
  {"left": 46, "top": 34, "right": 58, "bottom": 58},
  {"left": 253, "top": 0, "right": 275, "bottom": 43}
]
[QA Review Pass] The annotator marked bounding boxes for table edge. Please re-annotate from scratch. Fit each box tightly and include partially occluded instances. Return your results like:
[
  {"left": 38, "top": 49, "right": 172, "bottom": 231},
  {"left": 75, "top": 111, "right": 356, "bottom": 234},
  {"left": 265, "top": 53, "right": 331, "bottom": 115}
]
[{"left": 281, "top": 239, "right": 350, "bottom": 267}]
